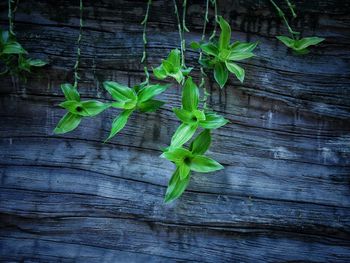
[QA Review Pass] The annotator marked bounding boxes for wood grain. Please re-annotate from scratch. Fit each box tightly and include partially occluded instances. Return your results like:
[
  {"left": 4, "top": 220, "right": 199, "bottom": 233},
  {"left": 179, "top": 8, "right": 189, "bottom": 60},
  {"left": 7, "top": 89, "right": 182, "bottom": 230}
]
[{"left": 0, "top": 0, "right": 349, "bottom": 262}]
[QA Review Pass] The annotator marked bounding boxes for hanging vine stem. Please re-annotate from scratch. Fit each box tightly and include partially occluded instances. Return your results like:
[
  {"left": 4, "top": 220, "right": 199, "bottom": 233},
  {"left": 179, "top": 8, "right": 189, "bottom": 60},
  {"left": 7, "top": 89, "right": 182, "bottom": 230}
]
[
  {"left": 141, "top": 0, "right": 152, "bottom": 85},
  {"left": 173, "top": 0, "right": 185, "bottom": 67},
  {"left": 199, "top": 0, "right": 210, "bottom": 108},
  {"left": 269, "top": 0, "right": 299, "bottom": 39},
  {"left": 209, "top": 0, "right": 218, "bottom": 41},
  {"left": 73, "top": 0, "right": 84, "bottom": 89},
  {"left": 285, "top": 0, "right": 297, "bottom": 18},
  {"left": 8, "top": 0, "right": 15, "bottom": 35}
]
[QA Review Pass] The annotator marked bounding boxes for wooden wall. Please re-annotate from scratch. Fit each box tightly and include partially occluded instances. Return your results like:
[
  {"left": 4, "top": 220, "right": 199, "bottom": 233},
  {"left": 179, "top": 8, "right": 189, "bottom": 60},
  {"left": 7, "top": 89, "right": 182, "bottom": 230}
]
[{"left": 0, "top": 0, "right": 349, "bottom": 261}]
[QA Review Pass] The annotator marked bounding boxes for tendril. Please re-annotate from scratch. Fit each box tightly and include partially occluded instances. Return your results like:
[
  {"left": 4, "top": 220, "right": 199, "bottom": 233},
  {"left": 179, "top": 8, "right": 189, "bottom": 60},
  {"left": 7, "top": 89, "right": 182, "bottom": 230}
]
[{"left": 73, "top": 0, "right": 84, "bottom": 89}]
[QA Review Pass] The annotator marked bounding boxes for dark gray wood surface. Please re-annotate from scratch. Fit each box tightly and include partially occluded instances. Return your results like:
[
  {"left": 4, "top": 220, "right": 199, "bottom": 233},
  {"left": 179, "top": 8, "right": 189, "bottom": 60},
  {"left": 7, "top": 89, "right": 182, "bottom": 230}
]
[{"left": 0, "top": 0, "right": 349, "bottom": 262}]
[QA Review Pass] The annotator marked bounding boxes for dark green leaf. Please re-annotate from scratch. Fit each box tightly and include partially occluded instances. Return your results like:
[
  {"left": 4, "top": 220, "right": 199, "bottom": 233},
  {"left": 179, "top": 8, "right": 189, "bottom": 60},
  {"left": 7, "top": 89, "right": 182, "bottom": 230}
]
[
  {"left": 138, "top": 99, "right": 165, "bottom": 112},
  {"left": 164, "top": 168, "right": 191, "bottom": 203},
  {"left": 173, "top": 108, "right": 193, "bottom": 123},
  {"left": 190, "top": 155, "right": 224, "bottom": 173},
  {"left": 2, "top": 41, "right": 27, "bottom": 54},
  {"left": 225, "top": 61, "right": 245, "bottom": 83},
  {"left": 190, "top": 129, "right": 211, "bottom": 155},
  {"left": 293, "top": 37, "right": 325, "bottom": 51},
  {"left": 190, "top": 41, "right": 201, "bottom": 50},
  {"left": 199, "top": 112, "right": 229, "bottom": 129},
  {"left": 137, "top": 84, "right": 170, "bottom": 102},
  {"left": 162, "top": 59, "right": 175, "bottom": 73},
  {"left": 54, "top": 112, "right": 82, "bottom": 134},
  {"left": 167, "top": 49, "right": 181, "bottom": 68},
  {"left": 170, "top": 123, "right": 197, "bottom": 148},
  {"left": 230, "top": 41, "right": 258, "bottom": 53},
  {"left": 214, "top": 62, "right": 228, "bottom": 88},
  {"left": 103, "top": 81, "right": 136, "bottom": 102},
  {"left": 218, "top": 16, "right": 231, "bottom": 50},
  {"left": 61, "top": 83, "right": 80, "bottom": 101},
  {"left": 105, "top": 109, "right": 134, "bottom": 141},
  {"left": 182, "top": 77, "right": 199, "bottom": 111}
]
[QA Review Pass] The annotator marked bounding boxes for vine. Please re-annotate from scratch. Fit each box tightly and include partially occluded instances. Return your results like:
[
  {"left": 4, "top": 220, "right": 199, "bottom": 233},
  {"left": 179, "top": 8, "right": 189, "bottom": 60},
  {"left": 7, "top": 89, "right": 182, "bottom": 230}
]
[
  {"left": 0, "top": 0, "right": 46, "bottom": 79},
  {"left": 269, "top": 0, "right": 324, "bottom": 54}
]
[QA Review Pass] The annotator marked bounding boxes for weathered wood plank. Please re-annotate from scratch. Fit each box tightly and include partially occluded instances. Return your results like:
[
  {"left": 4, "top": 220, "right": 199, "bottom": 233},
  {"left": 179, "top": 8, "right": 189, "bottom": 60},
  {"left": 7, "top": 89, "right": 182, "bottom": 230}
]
[{"left": 0, "top": 0, "right": 349, "bottom": 261}]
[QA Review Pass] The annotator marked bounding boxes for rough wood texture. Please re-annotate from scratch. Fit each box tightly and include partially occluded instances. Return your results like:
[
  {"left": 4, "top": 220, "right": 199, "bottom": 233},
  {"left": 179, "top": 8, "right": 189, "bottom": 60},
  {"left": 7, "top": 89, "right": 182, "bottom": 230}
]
[{"left": 0, "top": 0, "right": 350, "bottom": 262}]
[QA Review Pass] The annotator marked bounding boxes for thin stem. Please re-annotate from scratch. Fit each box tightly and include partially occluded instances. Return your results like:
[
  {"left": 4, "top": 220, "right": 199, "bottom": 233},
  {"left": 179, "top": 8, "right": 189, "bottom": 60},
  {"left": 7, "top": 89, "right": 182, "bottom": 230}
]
[
  {"left": 182, "top": 0, "right": 189, "bottom": 33},
  {"left": 285, "top": 0, "right": 297, "bottom": 18},
  {"left": 173, "top": 0, "right": 185, "bottom": 67},
  {"left": 73, "top": 0, "right": 83, "bottom": 89},
  {"left": 141, "top": 0, "right": 152, "bottom": 65},
  {"left": 8, "top": 0, "right": 14, "bottom": 35},
  {"left": 199, "top": 0, "right": 210, "bottom": 108},
  {"left": 209, "top": 0, "right": 218, "bottom": 41},
  {"left": 269, "top": 0, "right": 299, "bottom": 39}
]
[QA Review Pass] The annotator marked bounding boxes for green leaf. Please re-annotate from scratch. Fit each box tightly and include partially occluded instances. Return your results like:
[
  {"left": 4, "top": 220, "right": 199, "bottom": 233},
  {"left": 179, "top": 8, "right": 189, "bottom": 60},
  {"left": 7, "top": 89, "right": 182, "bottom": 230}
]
[
  {"left": 199, "top": 112, "right": 229, "bottom": 129},
  {"left": 103, "top": 81, "right": 136, "bottom": 102},
  {"left": 201, "top": 43, "right": 219, "bottom": 57},
  {"left": 179, "top": 164, "right": 191, "bottom": 180},
  {"left": 161, "top": 148, "right": 192, "bottom": 164},
  {"left": 54, "top": 112, "right": 82, "bottom": 134},
  {"left": 59, "top": 100, "right": 87, "bottom": 116},
  {"left": 182, "top": 77, "right": 199, "bottom": 111},
  {"left": 138, "top": 99, "right": 165, "bottom": 112},
  {"left": 81, "top": 100, "right": 110, "bottom": 116},
  {"left": 173, "top": 108, "right": 193, "bottom": 123},
  {"left": 228, "top": 51, "right": 254, "bottom": 61},
  {"left": 170, "top": 123, "right": 197, "bottom": 148},
  {"left": 192, "top": 110, "right": 206, "bottom": 122},
  {"left": 225, "top": 61, "right": 245, "bottom": 83},
  {"left": 293, "top": 37, "right": 325, "bottom": 51},
  {"left": 181, "top": 67, "right": 193, "bottom": 76},
  {"left": 105, "top": 109, "right": 134, "bottom": 141},
  {"left": 164, "top": 168, "right": 191, "bottom": 203},
  {"left": 214, "top": 62, "right": 228, "bottom": 88},
  {"left": 276, "top": 36, "right": 295, "bottom": 48},
  {"left": 153, "top": 65, "right": 167, "bottom": 80},
  {"left": 61, "top": 83, "right": 80, "bottom": 101},
  {"left": 27, "top": 59, "right": 47, "bottom": 67},
  {"left": 190, "top": 155, "right": 224, "bottom": 173},
  {"left": 162, "top": 59, "right": 175, "bottom": 73},
  {"left": 190, "top": 41, "right": 201, "bottom": 50},
  {"left": 169, "top": 70, "right": 184, "bottom": 83},
  {"left": 2, "top": 41, "right": 27, "bottom": 54},
  {"left": 167, "top": 49, "right": 181, "bottom": 68},
  {"left": 190, "top": 129, "right": 211, "bottom": 155},
  {"left": 137, "top": 84, "right": 170, "bottom": 102},
  {"left": 218, "top": 16, "right": 231, "bottom": 50},
  {"left": 230, "top": 41, "right": 258, "bottom": 53}
]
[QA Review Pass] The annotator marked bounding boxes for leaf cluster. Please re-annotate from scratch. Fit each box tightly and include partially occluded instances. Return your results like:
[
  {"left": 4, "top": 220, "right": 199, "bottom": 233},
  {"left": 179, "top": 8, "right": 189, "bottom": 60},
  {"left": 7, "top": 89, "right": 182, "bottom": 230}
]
[
  {"left": 192, "top": 16, "right": 258, "bottom": 88},
  {"left": 0, "top": 29, "right": 46, "bottom": 78},
  {"left": 276, "top": 36, "right": 325, "bottom": 55}
]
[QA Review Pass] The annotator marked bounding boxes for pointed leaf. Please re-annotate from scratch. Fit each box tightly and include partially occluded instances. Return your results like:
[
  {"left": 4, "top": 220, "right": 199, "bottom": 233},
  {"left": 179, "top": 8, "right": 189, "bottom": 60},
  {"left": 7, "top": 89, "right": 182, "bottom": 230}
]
[
  {"left": 293, "top": 37, "right": 325, "bottom": 51},
  {"left": 27, "top": 59, "right": 47, "bottom": 67},
  {"left": 182, "top": 77, "right": 199, "bottom": 111},
  {"left": 190, "top": 155, "right": 224, "bottom": 173},
  {"left": 201, "top": 43, "right": 219, "bottom": 57},
  {"left": 179, "top": 164, "right": 191, "bottom": 180},
  {"left": 61, "top": 83, "right": 80, "bottom": 101},
  {"left": 167, "top": 49, "right": 181, "bottom": 67},
  {"left": 59, "top": 100, "right": 89, "bottom": 116},
  {"left": 170, "top": 123, "right": 197, "bottom": 148},
  {"left": 199, "top": 112, "right": 229, "bottom": 129},
  {"left": 218, "top": 16, "right": 231, "bottom": 50},
  {"left": 153, "top": 65, "right": 167, "bottom": 80},
  {"left": 54, "top": 112, "right": 82, "bottom": 134},
  {"left": 138, "top": 99, "right": 165, "bottom": 112},
  {"left": 225, "top": 61, "right": 245, "bottom": 83},
  {"left": 164, "top": 168, "right": 191, "bottom": 203},
  {"left": 173, "top": 108, "right": 193, "bottom": 123},
  {"left": 230, "top": 41, "right": 258, "bottom": 53},
  {"left": 137, "top": 84, "right": 170, "bottom": 102},
  {"left": 3, "top": 41, "right": 27, "bottom": 54},
  {"left": 161, "top": 148, "right": 192, "bottom": 164},
  {"left": 81, "top": 100, "right": 110, "bottom": 116},
  {"left": 190, "top": 129, "right": 211, "bottom": 155},
  {"left": 276, "top": 36, "right": 295, "bottom": 48},
  {"left": 105, "top": 109, "right": 133, "bottom": 141},
  {"left": 228, "top": 51, "right": 254, "bottom": 61},
  {"left": 214, "top": 62, "right": 228, "bottom": 88},
  {"left": 103, "top": 81, "right": 136, "bottom": 102}
]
